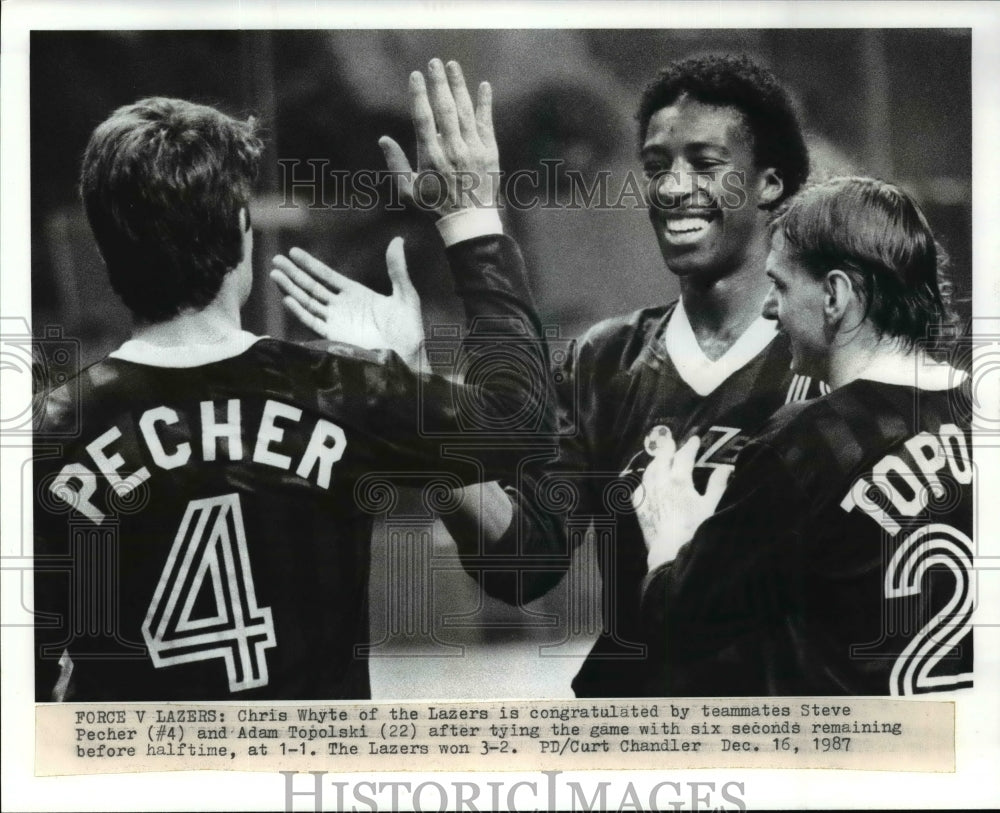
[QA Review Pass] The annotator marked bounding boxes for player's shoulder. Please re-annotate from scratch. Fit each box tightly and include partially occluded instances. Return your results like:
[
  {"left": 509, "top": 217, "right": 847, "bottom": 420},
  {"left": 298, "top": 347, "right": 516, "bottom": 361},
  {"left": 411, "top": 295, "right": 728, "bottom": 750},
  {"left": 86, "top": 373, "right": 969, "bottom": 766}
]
[
  {"left": 574, "top": 303, "right": 675, "bottom": 372},
  {"left": 752, "top": 397, "right": 821, "bottom": 449},
  {"left": 33, "top": 355, "right": 121, "bottom": 436},
  {"left": 251, "top": 337, "right": 417, "bottom": 397},
  {"left": 764, "top": 376, "right": 964, "bottom": 440},
  {"left": 750, "top": 378, "right": 947, "bottom": 493},
  {"left": 253, "top": 336, "right": 392, "bottom": 368},
  {"left": 34, "top": 338, "right": 398, "bottom": 435},
  {"left": 579, "top": 303, "right": 674, "bottom": 348},
  {"left": 736, "top": 394, "right": 861, "bottom": 504}
]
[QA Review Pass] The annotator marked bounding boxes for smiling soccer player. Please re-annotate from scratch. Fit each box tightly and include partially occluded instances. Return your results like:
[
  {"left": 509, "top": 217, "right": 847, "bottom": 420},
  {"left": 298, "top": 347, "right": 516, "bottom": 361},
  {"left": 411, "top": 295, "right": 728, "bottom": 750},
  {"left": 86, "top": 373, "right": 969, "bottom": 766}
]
[
  {"left": 636, "top": 177, "right": 972, "bottom": 696},
  {"left": 282, "top": 56, "right": 838, "bottom": 698},
  {"left": 434, "top": 55, "right": 823, "bottom": 697}
]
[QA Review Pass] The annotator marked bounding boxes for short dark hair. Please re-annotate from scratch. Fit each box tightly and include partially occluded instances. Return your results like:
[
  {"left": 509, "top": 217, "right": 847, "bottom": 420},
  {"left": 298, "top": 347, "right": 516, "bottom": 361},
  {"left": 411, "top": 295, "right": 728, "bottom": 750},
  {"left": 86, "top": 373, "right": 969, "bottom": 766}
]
[
  {"left": 80, "top": 97, "right": 263, "bottom": 323},
  {"left": 637, "top": 54, "right": 809, "bottom": 206},
  {"left": 771, "top": 176, "right": 954, "bottom": 349}
]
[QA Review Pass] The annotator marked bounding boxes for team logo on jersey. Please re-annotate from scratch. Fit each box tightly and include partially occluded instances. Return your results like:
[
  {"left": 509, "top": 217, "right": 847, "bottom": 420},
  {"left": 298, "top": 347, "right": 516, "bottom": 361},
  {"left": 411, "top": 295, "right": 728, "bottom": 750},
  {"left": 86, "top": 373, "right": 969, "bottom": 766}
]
[
  {"left": 643, "top": 424, "right": 673, "bottom": 457},
  {"left": 620, "top": 423, "right": 746, "bottom": 478}
]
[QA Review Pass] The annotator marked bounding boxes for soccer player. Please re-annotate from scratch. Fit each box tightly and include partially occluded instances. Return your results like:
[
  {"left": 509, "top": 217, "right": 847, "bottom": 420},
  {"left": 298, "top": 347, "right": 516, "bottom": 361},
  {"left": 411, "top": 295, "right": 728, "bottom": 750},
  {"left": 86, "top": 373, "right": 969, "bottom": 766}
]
[
  {"left": 636, "top": 177, "right": 972, "bottom": 696},
  {"left": 297, "top": 55, "right": 823, "bottom": 697},
  {"left": 33, "top": 93, "right": 549, "bottom": 701}
]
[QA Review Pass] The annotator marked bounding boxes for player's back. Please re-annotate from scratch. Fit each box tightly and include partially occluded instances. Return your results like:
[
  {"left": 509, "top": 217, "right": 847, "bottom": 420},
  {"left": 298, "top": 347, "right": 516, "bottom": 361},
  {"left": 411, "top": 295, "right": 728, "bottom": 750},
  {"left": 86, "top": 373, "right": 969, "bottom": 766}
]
[
  {"left": 773, "top": 375, "right": 974, "bottom": 695},
  {"left": 659, "top": 373, "right": 974, "bottom": 696},
  {"left": 34, "top": 336, "right": 484, "bottom": 701}
]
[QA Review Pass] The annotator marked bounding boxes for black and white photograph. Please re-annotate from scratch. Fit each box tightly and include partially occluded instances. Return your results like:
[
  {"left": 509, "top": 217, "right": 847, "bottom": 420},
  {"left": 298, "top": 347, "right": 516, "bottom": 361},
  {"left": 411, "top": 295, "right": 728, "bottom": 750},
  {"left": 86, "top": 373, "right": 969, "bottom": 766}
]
[{"left": 3, "top": 1, "right": 999, "bottom": 810}]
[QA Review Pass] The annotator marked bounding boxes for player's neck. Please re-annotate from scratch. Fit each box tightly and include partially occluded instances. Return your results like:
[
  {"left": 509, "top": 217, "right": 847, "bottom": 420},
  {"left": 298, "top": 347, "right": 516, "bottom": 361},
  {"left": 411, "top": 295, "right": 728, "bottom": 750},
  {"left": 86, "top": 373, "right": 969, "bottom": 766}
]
[
  {"left": 827, "top": 334, "right": 964, "bottom": 391},
  {"left": 678, "top": 252, "right": 772, "bottom": 362},
  {"left": 130, "top": 297, "right": 244, "bottom": 348}
]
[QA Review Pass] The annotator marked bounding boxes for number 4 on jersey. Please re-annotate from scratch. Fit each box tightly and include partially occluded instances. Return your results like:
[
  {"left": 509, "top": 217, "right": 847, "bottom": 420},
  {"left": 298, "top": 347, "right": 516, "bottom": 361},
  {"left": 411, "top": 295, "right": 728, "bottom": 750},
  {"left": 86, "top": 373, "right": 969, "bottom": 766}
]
[{"left": 142, "top": 494, "right": 276, "bottom": 692}]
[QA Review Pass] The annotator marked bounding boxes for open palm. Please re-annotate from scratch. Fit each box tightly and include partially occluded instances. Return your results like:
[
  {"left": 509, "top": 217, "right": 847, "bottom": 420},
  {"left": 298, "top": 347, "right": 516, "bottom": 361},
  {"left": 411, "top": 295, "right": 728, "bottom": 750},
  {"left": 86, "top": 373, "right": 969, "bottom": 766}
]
[
  {"left": 632, "top": 431, "right": 731, "bottom": 573},
  {"left": 270, "top": 237, "right": 428, "bottom": 371}
]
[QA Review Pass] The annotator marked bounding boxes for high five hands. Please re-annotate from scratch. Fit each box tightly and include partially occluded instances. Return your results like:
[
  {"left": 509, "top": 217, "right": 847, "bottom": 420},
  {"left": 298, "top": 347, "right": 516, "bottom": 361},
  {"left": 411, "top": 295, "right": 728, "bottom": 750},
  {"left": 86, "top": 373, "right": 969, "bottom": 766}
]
[
  {"left": 632, "top": 429, "right": 731, "bottom": 573},
  {"left": 271, "top": 59, "right": 497, "bottom": 367},
  {"left": 270, "top": 237, "right": 428, "bottom": 371},
  {"left": 380, "top": 58, "right": 499, "bottom": 217}
]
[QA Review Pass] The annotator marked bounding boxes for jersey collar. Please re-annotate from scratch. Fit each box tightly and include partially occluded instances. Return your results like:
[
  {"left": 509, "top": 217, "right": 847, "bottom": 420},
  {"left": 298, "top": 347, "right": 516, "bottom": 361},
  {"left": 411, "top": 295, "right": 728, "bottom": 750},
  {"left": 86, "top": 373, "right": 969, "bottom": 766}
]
[
  {"left": 109, "top": 331, "right": 266, "bottom": 368},
  {"left": 662, "top": 298, "right": 778, "bottom": 396},
  {"left": 864, "top": 354, "right": 969, "bottom": 391}
]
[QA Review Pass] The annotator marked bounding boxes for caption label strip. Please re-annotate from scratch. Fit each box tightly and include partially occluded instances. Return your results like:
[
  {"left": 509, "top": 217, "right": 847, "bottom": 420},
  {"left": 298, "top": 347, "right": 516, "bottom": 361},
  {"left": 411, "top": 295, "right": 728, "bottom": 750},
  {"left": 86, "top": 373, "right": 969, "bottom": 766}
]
[{"left": 37, "top": 698, "right": 953, "bottom": 775}]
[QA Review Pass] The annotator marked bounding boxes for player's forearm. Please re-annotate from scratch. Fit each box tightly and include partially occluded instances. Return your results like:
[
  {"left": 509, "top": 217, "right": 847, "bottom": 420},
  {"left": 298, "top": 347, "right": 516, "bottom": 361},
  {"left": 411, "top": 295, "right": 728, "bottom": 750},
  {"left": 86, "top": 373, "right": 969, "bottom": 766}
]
[
  {"left": 443, "top": 232, "right": 543, "bottom": 338},
  {"left": 435, "top": 232, "right": 556, "bottom": 439},
  {"left": 441, "top": 482, "right": 514, "bottom": 546},
  {"left": 437, "top": 227, "right": 571, "bottom": 601},
  {"left": 444, "top": 481, "right": 572, "bottom": 604}
]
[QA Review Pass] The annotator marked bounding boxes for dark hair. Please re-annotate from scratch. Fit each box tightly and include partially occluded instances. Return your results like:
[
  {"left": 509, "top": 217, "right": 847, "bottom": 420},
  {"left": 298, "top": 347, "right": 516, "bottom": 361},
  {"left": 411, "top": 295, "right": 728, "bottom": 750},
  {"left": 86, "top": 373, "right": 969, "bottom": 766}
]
[
  {"left": 637, "top": 54, "right": 809, "bottom": 206},
  {"left": 771, "top": 176, "right": 955, "bottom": 349},
  {"left": 80, "top": 97, "right": 263, "bottom": 323}
]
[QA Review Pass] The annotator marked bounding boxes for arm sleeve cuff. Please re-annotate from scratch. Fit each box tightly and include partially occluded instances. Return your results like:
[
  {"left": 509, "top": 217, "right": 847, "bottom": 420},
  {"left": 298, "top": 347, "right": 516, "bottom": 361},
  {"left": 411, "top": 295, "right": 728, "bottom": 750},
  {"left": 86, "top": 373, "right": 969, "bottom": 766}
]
[
  {"left": 435, "top": 208, "right": 503, "bottom": 247},
  {"left": 641, "top": 563, "right": 670, "bottom": 601}
]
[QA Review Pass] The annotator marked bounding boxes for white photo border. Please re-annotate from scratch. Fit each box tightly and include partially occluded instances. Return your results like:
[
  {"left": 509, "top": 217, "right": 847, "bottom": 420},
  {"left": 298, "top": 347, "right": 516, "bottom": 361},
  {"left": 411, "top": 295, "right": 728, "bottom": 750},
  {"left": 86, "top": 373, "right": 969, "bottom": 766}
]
[{"left": 3, "top": 1, "right": 999, "bottom": 810}]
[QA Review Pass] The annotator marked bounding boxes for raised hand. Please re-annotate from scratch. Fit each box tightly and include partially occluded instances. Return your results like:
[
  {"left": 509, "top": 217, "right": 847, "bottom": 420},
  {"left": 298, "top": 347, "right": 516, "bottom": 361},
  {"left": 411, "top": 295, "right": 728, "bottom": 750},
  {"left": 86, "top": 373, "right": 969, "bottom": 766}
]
[
  {"left": 379, "top": 58, "right": 499, "bottom": 217},
  {"left": 270, "top": 237, "right": 429, "bottom": 371},
  {"left": 632, "top": 430, "right": 731, "bottom": 573}
]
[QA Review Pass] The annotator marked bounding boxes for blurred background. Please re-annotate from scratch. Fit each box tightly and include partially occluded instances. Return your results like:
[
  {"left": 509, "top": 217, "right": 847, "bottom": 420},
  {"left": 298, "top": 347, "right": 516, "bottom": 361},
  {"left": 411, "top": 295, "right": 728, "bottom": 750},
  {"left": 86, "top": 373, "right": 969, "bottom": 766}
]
[{"left": 30, "top": 29, "right": 971, "bottom": 698}]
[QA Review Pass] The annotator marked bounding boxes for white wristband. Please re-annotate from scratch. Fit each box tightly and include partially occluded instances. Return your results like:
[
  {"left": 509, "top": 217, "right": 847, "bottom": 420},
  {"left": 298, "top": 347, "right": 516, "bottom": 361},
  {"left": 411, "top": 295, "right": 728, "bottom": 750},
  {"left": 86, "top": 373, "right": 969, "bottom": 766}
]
[{"left": 435, "top": 208, "right": 503, "bottom": 247}]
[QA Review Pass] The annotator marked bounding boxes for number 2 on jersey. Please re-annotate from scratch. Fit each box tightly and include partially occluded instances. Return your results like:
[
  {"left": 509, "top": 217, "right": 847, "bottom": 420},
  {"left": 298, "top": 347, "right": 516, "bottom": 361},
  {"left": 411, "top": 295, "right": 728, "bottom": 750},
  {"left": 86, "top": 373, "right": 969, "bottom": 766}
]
[
  {"left": 886, "top": 523, "right": 973, "bottom": 696},
  {"left": 142, "top": 494, "right": 276, "bottom": 692}
]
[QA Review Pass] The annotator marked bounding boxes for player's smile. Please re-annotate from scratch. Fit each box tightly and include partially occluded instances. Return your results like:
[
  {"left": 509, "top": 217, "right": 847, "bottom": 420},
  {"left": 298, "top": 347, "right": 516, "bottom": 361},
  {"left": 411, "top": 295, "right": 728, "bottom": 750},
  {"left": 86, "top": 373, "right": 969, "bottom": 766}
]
[{"left": 658, "top": 208, "right": 719, "bottom": 246}]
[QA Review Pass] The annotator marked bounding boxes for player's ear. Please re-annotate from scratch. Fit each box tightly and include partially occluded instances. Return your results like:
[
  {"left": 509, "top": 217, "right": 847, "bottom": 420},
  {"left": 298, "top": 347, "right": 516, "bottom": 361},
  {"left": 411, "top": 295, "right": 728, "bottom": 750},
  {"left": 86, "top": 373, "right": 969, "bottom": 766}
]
[
  {"left": 235, "top": 207, "right": 254, "bottom": 274},
  {"left": 823, "top": 269, "right": 856, "bottom": 324},
  {"left": 756, "top": 168, "right": 784, "bottom": 208}
]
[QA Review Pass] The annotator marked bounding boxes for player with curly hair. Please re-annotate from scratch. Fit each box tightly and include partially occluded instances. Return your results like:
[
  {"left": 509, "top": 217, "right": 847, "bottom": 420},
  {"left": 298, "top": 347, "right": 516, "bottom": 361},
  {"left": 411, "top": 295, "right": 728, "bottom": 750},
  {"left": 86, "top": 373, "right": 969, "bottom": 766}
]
[
  {"left": 482, "top": 53, "right": 821, "bottom": 697},
  {"left": 296, "top": 55, "right": 826, "bottom": 697}
]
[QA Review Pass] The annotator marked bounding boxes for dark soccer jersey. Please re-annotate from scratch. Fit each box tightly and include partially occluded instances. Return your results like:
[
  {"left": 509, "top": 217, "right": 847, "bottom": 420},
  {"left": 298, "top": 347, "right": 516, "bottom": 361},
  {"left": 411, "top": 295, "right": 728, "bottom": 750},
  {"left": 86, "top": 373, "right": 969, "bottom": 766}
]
[
  {"left": 33, "top": 235, "right": 552, "bottom": 702},
  {"left": 459, "top": 300, "right": 823, "bottom": 697},
  {"left": 640, "top": 377, "right": 974, "bottom": 696}
]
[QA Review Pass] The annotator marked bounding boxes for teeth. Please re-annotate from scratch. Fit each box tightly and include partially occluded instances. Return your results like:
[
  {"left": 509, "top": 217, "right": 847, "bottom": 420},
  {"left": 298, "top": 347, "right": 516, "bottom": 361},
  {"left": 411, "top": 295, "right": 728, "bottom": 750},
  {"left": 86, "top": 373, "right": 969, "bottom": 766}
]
[{"left": 666, "top": 217, "right": 711, "bottom": 233}]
